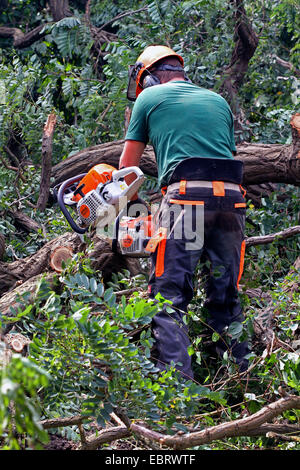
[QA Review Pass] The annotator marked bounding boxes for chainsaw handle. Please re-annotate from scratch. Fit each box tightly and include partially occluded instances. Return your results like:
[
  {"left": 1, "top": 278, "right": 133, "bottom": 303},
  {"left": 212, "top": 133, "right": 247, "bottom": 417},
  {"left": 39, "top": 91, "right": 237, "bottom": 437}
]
[
  {"left": 112, "top": 166, "right": 144, "bottom": 182},
  {"left": 57, "top": 174, "right": 88, "bottom": 235},
  {"left": 112, "top": 197, "right": 151, "bottom": 253},
  {"left": 112, "top": 166, "right": 145, "bottom": 202}
]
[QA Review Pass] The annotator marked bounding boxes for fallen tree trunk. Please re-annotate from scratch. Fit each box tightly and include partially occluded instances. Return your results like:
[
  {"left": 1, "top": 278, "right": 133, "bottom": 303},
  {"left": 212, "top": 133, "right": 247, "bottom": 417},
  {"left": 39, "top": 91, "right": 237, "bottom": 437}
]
[
  {"left": 51, "top": 115, "right": 300, "bottom": 187},
  {"left": 0, "top": 273, "right": 56, "bottom": 325},
  {"left": 1, "top": 219, "right": 299, "bottom": 306},
  {"left": 51, "top": 141, "right": 157, "bottom": 185},
  {"left": 0, "top": 231, "right": 142, "bottom": 299}
]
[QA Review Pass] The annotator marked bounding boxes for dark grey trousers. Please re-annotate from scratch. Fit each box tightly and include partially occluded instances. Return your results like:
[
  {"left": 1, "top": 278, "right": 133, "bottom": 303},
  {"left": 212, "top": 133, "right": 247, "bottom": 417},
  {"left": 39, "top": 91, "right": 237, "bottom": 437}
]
[{"left": 149, "top": 185, "right": 249, "bottom": 379}]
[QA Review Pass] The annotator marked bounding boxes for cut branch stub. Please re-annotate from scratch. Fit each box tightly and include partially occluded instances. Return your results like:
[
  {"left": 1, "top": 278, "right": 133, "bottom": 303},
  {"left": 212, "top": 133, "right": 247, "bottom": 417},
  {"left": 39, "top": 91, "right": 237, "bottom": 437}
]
[
  {"left": 37, "top": 112, "right": 57, "bottom": 212},
  {"left": 291, "top": 113, "right": 300, "bottom": 160},
  {"left": 50, "top": 246, "right": 73, "bottom": 273}
]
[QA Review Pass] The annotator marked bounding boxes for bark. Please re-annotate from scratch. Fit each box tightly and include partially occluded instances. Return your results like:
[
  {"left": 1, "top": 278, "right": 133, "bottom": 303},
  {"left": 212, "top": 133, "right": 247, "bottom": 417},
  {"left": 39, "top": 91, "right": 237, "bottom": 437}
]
[
  {"left": 8, "top": 210, "right": 41, "bottom": 233},
  {"left": 49, "top": 0, "right": 72, "bottom": 22},
  {"left": 0, "top": 273, "right": 56, "bottom": 327},
  {"left": 79, "top": 426, "right": 131, "bottom": 450},
  {"left": 0, "top": 25, "right": 46, "bottom": 49},
  {"left": 51, "top": 141, "right": 157, "bottom": 185},
  {"left": 37, "top": 113, "right": 57, "bottom": 212},
  {"left": 0, "top": 233, "right": 5, "bottom": 260},
  {"left": 51, "top": 114, "right": 300, "bottom": 187}
]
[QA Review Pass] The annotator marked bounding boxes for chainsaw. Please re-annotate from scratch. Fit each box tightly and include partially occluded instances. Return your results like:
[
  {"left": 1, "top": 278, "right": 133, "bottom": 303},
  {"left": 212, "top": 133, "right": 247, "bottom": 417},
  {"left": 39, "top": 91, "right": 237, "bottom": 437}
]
[{"left": 56, "top": 164, "right": 154, "bottom": 257}]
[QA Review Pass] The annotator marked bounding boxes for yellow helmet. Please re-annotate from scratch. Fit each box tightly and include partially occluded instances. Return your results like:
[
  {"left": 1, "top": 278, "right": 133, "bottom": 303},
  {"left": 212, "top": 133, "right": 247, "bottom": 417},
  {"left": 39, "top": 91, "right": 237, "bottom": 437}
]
[{"left": 127, "top": 45, "right": 184, "bottom": 101}]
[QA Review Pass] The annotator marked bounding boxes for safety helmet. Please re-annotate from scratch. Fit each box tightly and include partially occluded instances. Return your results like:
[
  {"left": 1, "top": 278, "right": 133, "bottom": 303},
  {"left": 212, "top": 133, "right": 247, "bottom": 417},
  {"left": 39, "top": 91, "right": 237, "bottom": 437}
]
[{"left": 127, "top": 45, "right": 184, "bottom": 101}]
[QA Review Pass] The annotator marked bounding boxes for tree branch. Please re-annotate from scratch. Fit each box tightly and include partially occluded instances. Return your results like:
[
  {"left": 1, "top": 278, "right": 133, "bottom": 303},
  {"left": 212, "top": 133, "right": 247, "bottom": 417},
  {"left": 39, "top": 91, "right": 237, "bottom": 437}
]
[
  {"left": 40, "top": 414, "right": 90, "bottom": 430},
  {"left": 0, "top": 25, "right": 46, "bottom": 49},
  {"left": 220, "top": 0, "right": 259, "bottom": 132},
  {"left": 38, "top": 410, "right": 300, "bottom": 450},
  {"left": 97, "top": 6, "right": 148, "bottom": 32},
  {"left": 130, "top": 395, "right": 300, "bottom": 449},
  {"left": 273, "top": 55, "right": 300, "bottom": 78},
  {"left": 245, "top": 225, "right": 300, "bottom": 247},
  {"left": 79, "top": 425, "right": 131, "bottom": 450}
]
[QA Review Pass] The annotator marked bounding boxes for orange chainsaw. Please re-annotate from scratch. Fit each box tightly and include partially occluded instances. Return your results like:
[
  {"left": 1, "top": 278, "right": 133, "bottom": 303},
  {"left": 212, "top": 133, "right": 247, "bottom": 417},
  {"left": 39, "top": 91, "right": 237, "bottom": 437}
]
[{"left": 57, "top": 164, "right": 154, "bottom": 256}]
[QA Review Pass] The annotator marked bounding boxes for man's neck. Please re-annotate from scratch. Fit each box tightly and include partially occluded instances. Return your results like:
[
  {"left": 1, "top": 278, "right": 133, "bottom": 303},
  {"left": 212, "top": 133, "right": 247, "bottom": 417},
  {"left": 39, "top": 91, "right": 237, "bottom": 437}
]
[{"left": 164, "top": 77, "right": 186, "bottom": 84}]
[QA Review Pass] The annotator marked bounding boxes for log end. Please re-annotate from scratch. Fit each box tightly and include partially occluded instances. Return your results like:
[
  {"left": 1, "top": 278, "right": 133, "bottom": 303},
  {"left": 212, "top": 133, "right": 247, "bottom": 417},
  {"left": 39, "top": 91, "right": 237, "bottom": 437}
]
[
  {"left": 50, "top": 246, "right": 73, "bottom": 273},
  {"left": 290, "top": 113, "right": 300, "bottom": 134}
]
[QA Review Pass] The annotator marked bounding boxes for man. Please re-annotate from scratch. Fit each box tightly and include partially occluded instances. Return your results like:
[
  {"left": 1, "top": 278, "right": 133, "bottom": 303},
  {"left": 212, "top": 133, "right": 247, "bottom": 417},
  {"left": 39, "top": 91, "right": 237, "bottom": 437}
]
[{"left": 119, "top": 45, "right": 249, "bottom": 380}]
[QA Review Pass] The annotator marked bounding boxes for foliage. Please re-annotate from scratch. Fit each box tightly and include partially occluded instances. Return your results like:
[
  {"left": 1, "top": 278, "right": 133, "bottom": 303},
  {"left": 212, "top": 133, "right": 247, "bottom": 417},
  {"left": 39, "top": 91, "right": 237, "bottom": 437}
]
[
  {"left": 0, "top": 254, "right": 299, "bottom": 449},
  {"left": 0, "top": 351, "right": 50, "bottom": 449}
]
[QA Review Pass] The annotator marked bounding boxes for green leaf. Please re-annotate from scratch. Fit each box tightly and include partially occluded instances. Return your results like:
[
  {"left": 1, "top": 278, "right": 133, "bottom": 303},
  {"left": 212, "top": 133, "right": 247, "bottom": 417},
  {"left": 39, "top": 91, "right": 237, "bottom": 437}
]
[{"left": 90, "top": 278, "right": 97, "bottom": 294}]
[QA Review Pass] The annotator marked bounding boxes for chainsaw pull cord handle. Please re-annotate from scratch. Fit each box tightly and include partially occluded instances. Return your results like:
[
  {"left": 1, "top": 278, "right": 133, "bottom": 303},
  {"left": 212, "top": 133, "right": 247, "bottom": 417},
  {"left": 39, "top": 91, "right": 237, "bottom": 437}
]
[
  {"left": 112, "top": 197, "right": 151, "bottom": 253},
  {"left": 57, "top": 174, "right": 88, "bottom": 235}
]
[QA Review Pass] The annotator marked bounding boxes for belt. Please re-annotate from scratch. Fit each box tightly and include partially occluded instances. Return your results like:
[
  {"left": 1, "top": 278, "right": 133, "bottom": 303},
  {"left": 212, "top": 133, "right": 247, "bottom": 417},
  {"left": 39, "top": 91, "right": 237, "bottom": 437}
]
[{"left": 167, "top": 180, "right": 242, "bottom": 193}]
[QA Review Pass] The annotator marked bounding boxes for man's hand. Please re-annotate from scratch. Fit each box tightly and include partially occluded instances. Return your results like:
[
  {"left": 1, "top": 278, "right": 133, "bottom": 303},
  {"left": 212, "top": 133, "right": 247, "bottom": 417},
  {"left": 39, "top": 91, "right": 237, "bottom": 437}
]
[{"left": 119, "top": 140, "right": 146, "bottom": 200}]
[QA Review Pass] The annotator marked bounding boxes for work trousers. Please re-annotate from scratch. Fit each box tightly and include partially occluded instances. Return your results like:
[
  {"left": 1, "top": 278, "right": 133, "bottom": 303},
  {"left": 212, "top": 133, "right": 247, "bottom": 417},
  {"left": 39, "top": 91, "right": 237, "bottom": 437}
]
[{"left": 148, "top": 184, "right": 249, "bottom": 379}]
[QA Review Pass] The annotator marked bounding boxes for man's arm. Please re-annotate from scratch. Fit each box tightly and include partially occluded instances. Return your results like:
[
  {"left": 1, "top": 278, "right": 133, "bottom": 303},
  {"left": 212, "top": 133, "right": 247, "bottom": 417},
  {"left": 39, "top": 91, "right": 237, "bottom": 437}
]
[
  {"left": 119, "top": 140, "right": 146, "bottom": 168},
  {"left": 119, "top": 140, "right": 146, "bottom": 200}
]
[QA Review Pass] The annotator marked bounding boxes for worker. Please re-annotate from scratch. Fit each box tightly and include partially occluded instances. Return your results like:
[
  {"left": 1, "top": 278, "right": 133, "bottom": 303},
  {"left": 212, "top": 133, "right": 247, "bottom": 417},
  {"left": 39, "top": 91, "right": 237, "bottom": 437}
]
[{"left": 119, "top": 45, "right": 249, "bottom": 380}]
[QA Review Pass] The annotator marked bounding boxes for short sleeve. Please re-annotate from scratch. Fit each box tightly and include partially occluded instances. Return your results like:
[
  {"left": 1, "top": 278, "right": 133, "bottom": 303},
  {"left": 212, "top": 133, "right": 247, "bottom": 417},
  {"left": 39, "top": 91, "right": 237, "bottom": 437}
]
[{"left": 125, "top": 94, "right": 149, "bottom": 144}]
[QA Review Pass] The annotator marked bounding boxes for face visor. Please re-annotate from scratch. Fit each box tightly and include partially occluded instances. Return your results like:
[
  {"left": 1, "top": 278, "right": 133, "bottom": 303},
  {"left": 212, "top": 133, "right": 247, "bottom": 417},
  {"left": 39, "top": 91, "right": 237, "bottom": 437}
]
[
  {"left": 126, "top": 62, "right": 186, "bottom": 101},
  {"left": 127, "top": 62, "right": 144, "bottom": 101}
]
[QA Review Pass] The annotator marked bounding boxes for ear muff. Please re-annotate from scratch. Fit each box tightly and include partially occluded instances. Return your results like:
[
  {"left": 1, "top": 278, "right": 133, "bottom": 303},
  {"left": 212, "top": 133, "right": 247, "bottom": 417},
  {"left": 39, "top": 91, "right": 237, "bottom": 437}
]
[
  {"left": 142, "top": 72, "right": 161, "bottom": 89},
  {"left": 142, "top": 64, "right": 186, "bottom": 90}
]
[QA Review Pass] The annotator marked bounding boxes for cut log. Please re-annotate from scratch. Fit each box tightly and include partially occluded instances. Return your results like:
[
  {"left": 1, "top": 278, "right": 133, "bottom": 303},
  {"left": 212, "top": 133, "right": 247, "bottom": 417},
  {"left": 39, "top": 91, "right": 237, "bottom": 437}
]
[
  {"left": 51, "top": 114, "right": 300, "bottom": 187},
  {"left": 4, "top": 332, "right": 31, "bottom": 352},
  {"left": 0, "top": 232, "right": 142, "bottom": 297},
  {"left": 0, "top": 273, "right": 56, "bottom": 320},
  {"left": 49, "top": 246, "right": 73, "bottom": 273}
]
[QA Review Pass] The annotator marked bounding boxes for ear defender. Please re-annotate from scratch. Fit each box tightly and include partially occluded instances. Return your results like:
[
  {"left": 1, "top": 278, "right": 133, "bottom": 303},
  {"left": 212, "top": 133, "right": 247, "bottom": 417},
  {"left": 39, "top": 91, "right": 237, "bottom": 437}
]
[{"left": 142, "top": 72, "right": 161, "bottom": 89}]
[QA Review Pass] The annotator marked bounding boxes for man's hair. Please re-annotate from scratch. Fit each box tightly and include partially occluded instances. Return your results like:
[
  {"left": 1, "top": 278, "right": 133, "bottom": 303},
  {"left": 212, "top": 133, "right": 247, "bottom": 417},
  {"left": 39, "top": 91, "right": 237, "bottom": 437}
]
[{"left": 150, "top": 56, "right": 185, "bottom": 83}]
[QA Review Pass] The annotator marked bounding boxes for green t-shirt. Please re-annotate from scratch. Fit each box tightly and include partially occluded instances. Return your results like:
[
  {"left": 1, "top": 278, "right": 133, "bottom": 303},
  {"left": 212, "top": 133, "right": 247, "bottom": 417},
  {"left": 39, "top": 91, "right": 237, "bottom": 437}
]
[{"left": 125, "top": 81, "right": 236, "bottom": 187}]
